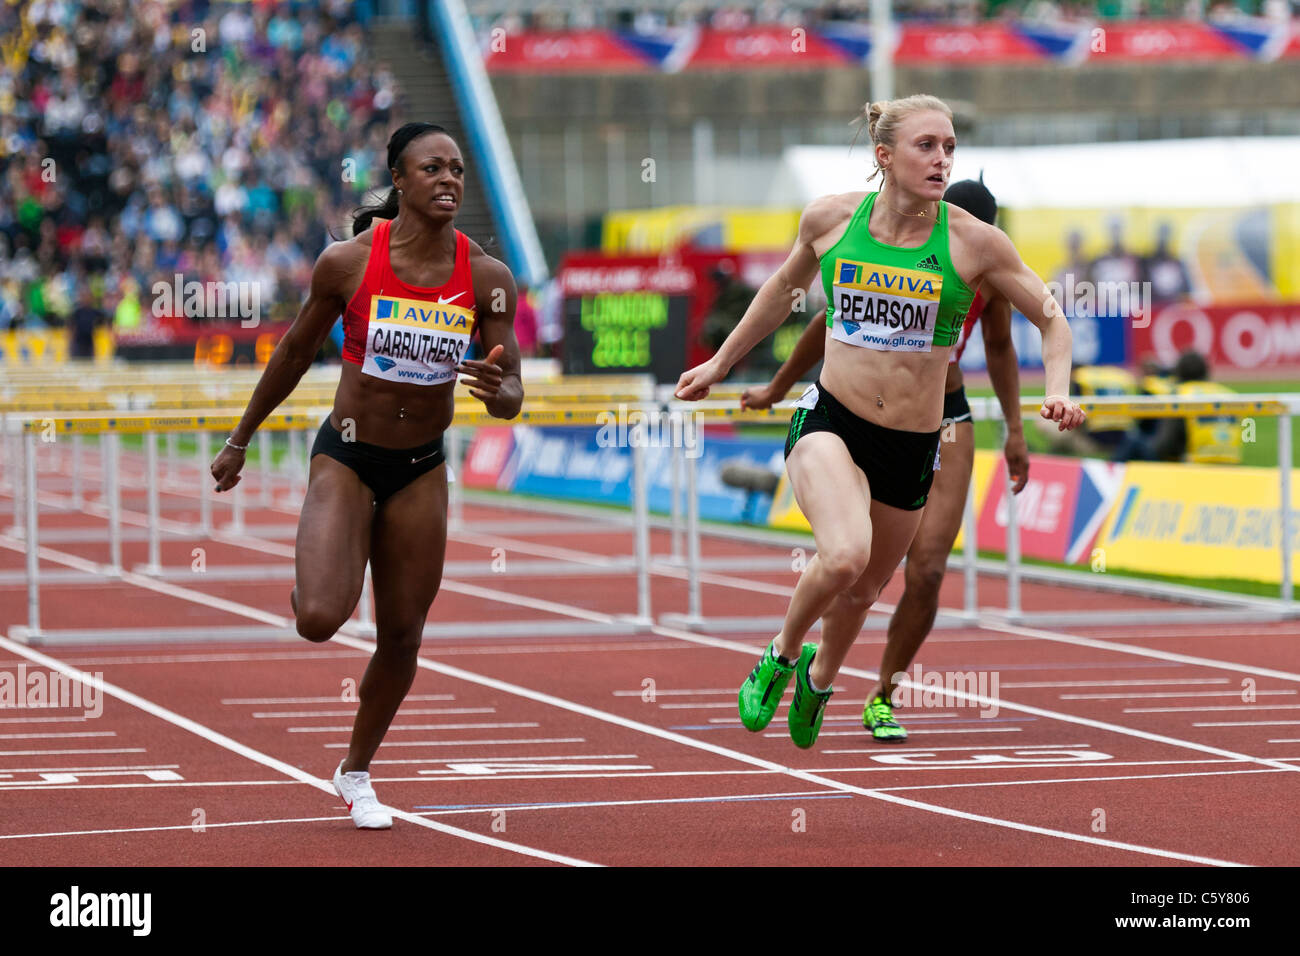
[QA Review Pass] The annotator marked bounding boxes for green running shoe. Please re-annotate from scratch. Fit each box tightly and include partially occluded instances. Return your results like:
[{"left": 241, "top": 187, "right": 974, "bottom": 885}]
[
  {"left": 787, "top": 644, "right": 832, "bottom": 749},
  {"left": 738, "top": 642, "right": 798, "bottom": 731},
  {"left": 863, "top": 694, "right": 908, "bottom": 743}
]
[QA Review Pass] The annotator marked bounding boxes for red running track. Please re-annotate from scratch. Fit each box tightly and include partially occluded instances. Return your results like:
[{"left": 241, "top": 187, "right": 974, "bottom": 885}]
[{"left": 1, "top": 453, "right": 1298, "bottom": 866}]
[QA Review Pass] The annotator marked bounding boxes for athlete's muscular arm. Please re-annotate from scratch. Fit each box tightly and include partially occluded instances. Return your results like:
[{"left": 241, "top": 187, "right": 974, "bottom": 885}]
[
  {"left": 741, "top": 307, "right": 828, "bottom": 410},
  {"left": 980, "top": 290, "right": 1029, "bottom": 493},
  {"left": 210, "top": 242, "right": 358, "bottom": 492},
  {"left": 461, "top": 254, "right": 523, "bottom": 420},
  {"left": 976, "top": 225, "right": 1085, "bottom": 432},
  {"left": 676, "top": 196, "right": 837, "bottom": 401}
]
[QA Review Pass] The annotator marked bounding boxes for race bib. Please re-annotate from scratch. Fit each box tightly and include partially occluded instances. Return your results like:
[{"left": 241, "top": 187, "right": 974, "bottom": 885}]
[
  {"left": 364, "top": 293, "right": 475, "bottom": 384},
  {"left": 830, "top": 259, "right": 941, "bottom": 353}
]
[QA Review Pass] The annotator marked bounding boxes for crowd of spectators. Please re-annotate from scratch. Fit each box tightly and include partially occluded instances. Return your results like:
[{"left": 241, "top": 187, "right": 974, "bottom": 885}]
[
  {"left": 1, "top": 0, "right": 403, "bottom": 341},
  {"left": 469, "top": 0, "right": 1297, "bottom": 35}
]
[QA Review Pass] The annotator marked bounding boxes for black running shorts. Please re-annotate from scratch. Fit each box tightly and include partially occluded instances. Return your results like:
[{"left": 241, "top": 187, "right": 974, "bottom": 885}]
[
  {"left": 310, "top": 417, "right": 446, "bottom": 506},
  {"left": 784, "top": 380, "right": 941, "bottom": 511},
  {"left": 942, "top": 384, "right": 972, "bottom": 424}
]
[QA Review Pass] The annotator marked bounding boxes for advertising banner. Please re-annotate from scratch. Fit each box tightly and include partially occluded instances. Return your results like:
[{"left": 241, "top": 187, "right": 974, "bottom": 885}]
[
  {"left": 1095, "top": 461, "right": 1298, "bottom": 583},
  {"left": 500, "top": 426, "right": 785, "bottom": 524},
  {"left": 1131, "top": 302, "right": 1300, "bottom": 372}
]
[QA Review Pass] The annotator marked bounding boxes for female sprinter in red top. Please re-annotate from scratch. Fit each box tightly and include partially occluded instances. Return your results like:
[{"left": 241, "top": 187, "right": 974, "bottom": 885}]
[
  {"left": 210, "top": 122, "right": 523, "bottom": 827},
  {"left": 676, "top": 95, "right": 1084, "bottom": 750}
]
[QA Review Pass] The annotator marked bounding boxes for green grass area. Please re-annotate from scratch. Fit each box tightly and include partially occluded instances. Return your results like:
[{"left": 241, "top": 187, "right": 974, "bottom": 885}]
[
  {"left": 728, "top": 380, "right": 1300, "bottom": 468},
  {"left": 964, "top": 380, "right": 1300, "bottom": 468},
  {"left": 111, "top": 432, "right": 297, "bottom": 469}
]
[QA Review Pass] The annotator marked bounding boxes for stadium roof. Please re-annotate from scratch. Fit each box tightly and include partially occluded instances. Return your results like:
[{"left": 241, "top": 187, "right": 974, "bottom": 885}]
[{"left": 768, "top": 137, "right": 1300, "bottom": 209}]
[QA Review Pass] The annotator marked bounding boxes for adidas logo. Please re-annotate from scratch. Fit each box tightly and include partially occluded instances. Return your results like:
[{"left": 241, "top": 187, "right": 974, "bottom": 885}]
[{"left": 915, "top": 254, "right": 942, "bottom": 273}]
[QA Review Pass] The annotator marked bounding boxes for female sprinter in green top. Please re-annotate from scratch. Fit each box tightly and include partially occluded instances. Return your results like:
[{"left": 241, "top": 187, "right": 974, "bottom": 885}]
[{"left": 674, "top": 94, "right": 1085, "bottom": 749}]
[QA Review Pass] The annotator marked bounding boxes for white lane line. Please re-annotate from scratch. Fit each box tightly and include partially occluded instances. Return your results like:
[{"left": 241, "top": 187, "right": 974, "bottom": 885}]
[
  {"left": 1269, "top": 738, "right": 1300, "bottom": 744},
  {"left": 611, "top": 688, "right": 736, "bottom": 697},
  {"left": 65, "top": 651, "right": 365, "bottom": 666},
  {"left": 0, "top": 789, "right": 842, "bottom": 842},
  {"left": 418, "top": 789, "right": 846, "bottom": 816},
  {"left": 1002, "top": 679, "right": 1231, "bottom": 689},
  {"left": 327, "top": 634, "right": 1246, "bottom": 867},
  {"left": 0, "top": 780, "right": 303, "bottom": 792},
  {"left": 1063, "top": 690, "right": 1295, "bottom": 700},
  {"left": 0, "top": 732, "right": 115, "bottom": 741},
  {"left": 288, "top": 722, "right": 538, "bottom": 733},
  {"left": 226, "top": 694, "right": 454, "bottom": 705},
  {"left": 0, "top": 759, "right": 1287, "bottom": 791},
  {"left": 650, "top": 623, "right": 1300, "bottom": 775},
  {"left": 432, "top": 642, "right": 698, "bottom": 656},
  {"left": 975, "top": 618, "right": 1300, "bottom": 685},
  {"left": 779, "top": 727, "right": 1023, "bottom": 737},
  {"left": 0, "top": 634, "right": 598, "bottom": 867},
  {"left": 709, "top": 713, "right": 963, "bottom": 723},
  {"left": 660, "top": 702, "right": 759, "bottom": 710},
  {"left": 252, "top": 708, "right": 490, "bottom": 718},
  {"left": 322, "top": 737, "right": 585, "bottom": 748},
  {"left": 371, "top": 754, "right": 639, "bottom": 765},
  {"left": 1126, "top": 704, "right": 1300, "bottom": 714},
  {"left": 0, "top": 764, "right": 179, "bottom": 774},
  {"left": 0, "top": 716, "right": 89, "bottom": 724},
  {"left": 404, "top": 760, "right": 1256, "bottom": 782},
  {"left": 875, "top": 767, "right": 1292, "bottom": 793},
  {"left": 0, "top": 748, "right": 144, "bottom": 756},
  {"left": 823, "top": 743, "right": 1090, "bottom": 755},
  {"left": 0, "top": 813, "right": 350, "bottom": 840},
  {"left": 1195, "top": 720, "right": 1300, "bottom": 727}
]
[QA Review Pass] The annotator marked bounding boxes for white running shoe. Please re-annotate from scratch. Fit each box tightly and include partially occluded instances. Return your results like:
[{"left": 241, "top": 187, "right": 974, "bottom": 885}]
[{"left": 332, "top": 761, "right": 393, "bottom": 829}]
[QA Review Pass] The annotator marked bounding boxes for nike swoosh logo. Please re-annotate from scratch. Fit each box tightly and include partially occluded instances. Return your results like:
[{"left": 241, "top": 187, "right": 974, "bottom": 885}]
[
  {"left": 411, "top": 451, "right": 439, "bottom": 464},
  {"left": 344, "top": 797, "right": 353, "bottom": 810},
  {"left": 437, "top": 292, "right": 465, "bottom": 304}
]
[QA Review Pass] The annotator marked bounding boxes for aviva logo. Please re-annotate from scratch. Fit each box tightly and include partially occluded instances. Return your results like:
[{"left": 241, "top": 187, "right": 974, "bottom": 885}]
[
  {"left": 833, "top": 259, "right": 942, "bottom": 301},
  {"left": 372, "top": 295, "right": 475, "bottom": 332}
]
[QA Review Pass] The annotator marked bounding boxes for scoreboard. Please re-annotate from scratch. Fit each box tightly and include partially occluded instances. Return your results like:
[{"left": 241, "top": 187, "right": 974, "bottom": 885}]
[
  {"left": 561, "top": 290, "right": 690, "bottom": 383},
  {"left": 556, "top": 249, "right": 791, "bottom": 384},
  {"left": 558, "top": 254, "right": 697, "bottom": 384}
]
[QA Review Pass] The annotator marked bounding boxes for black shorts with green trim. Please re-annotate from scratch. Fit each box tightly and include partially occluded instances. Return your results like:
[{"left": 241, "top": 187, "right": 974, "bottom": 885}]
[
  {"left": 942, "top": 384, "right": 972, "bottom": 423},
  {"left": 310, "top": 416, "right": 446, "bottom": 507},
  {"left": 783, "top": 380, "right": 941, "bottom": 511}
]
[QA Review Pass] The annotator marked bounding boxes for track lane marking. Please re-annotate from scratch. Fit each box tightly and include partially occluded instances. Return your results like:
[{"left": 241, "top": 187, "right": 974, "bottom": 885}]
[
  {"left": 326, "top": 634, "right": 1247, "bottom": 867},
  {"left": 650, "top": 623, "right": 1300, "bottom": 775},
  {"left": 17, "top": 531, "right": 1294, "bottom": 777},
  {"left": 7, "top": 501, "right": 1285, "bottom": 864},
  {"left": 0, "top": 634, "right": 599, "bottom": 867}
]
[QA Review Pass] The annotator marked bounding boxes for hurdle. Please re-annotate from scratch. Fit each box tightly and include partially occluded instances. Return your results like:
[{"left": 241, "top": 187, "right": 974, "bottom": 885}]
[
  {"left": 652, "top": 391, "right": 1300, "bottom": 632},
  {"left": 5, "top": 400, "right": 661, "bottom": 645}
]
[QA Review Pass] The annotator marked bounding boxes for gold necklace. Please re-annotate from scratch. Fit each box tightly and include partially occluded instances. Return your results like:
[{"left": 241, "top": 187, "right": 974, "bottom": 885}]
[{"left": 879, "top": 190, "right": 934, "bottom": 219}]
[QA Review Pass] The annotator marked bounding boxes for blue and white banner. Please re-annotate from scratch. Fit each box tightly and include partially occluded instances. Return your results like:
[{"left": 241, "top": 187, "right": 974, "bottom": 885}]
[
  {"left": 957, "top": 311, "right": 1129, "bottom": 371},
  {"left": 502, "top": 426, "right": 785, "bottom": 524}
]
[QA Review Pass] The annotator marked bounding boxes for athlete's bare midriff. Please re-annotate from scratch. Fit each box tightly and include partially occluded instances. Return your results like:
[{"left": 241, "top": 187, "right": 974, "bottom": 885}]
[
  {"left": 330, "top": 366, "right": 457, "bottom": 447},
  {"left": 811, "top": 191, "right": 979, "bottom": 432}
]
